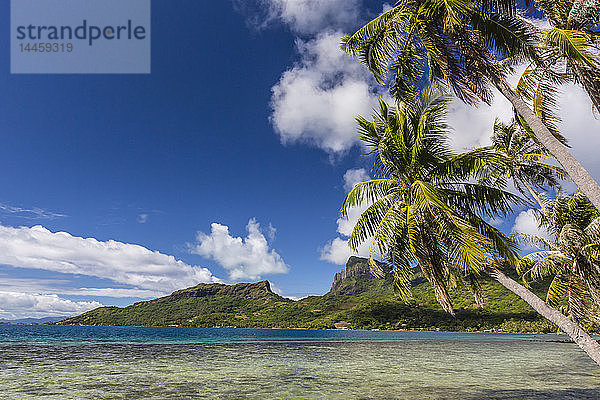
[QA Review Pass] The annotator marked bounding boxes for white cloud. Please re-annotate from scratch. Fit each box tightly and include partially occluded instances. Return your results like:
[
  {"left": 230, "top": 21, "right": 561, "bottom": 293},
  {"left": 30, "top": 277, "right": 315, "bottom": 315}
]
[
  {"left": 267, "top": 223, "right": 277, "bottom": 242},
  {"left": 283, "top": 295, "right": 310, "bottom": 301},
  {"left": 343, "top": 168, "right": 370, "bottom": 192},
  {"left": 338, "top": 168, "right": 372, "bottom": 237},
  {"left": 336, "top": 203, "right": 369, "bottom": 238},
  {"left": 0, "top": 277, "right": 162, "bottom": 299},
  {"left": 446, "top": 78, "right": 600, "bottom": 183},
  {"left": 137, "top": 213, "right": 149, "bottom": 223},
  {"left": 320, "top": 237, "right": 371, "bottom": 265},
  {"left": 381, "top": 3, "right": 395, "bottom": 13},
  {"left": 268, "top": 281, "right": 312, "bottom": 301},
  {"left": 0, "top": 203, "right": 65, "bottom": 220},
  {"left": 447, "top": 91, "right": 513, "bottom": 151},
  {"left": 253, "top": 0, "right": 362, "bottom": 35},
  {"left": 268, "top": 280, "right": 284, "bottom": 295},
  {"left": 0, "top": 224, "right": 219, "bottom": 293},
  {"left": 336, "top": 168, "right": 372, "bottom": 236},
  {"left": 445, "top": 64, "right": 528, "bottom": 152},
  {"left": 487, "top": 217, "right": 504, "bottom": 228},
  {"left": 512, "top": 209, "right": 552, "bottom": 250},
  {"left": 512, "top": 209, "right": 544, "bottom": 236},
  {"left": 556, "top": 84, "right": 600, "bottom": 181},
  {"left": 242, "top": 1, "right": 391, "bottom": 154},
  {"left": 321, "top": 168, "right": 373, "bottom": 264},
  {"left": 58, "top": 288, "right": 162, "bottom": 298},
  {"left": 0, "top": 291, "right": 101, "bottom": 319},
  {"left": 191, "top": 219, "right": 289, "bottom": 281},
  {"left": 270, "top": 32, "right": 388, "bottom": 153}
]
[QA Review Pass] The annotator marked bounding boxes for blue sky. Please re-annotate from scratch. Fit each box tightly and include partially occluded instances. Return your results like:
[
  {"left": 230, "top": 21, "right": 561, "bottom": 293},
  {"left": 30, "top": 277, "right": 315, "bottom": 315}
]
[{"left": 1, "top": 0, "right": 599, "bottom": 319}]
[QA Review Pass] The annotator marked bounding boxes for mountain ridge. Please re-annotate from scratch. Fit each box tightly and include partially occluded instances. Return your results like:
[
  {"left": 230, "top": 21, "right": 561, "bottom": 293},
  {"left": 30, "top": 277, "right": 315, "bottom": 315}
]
[
  {"left": 157, "top": 280, "right": 281, "bottom": 302},
  {"left": 56, "top": 257, "right": 560, "bottom": 333}
]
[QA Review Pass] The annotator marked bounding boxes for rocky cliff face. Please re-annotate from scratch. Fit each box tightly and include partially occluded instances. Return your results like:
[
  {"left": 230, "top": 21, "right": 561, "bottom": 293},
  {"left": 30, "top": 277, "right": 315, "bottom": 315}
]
[{"left": 329, "top": 256, "right": 391, "bottom": 295}]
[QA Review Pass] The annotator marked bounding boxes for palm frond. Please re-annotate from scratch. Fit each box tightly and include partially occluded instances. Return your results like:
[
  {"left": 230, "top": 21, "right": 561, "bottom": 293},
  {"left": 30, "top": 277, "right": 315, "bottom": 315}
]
[
  {"left": 545, "top": 28, "right": 600, "bottom": 68},
  {"left": 342, "top": 94, "right": 522, "bottom": 316}
]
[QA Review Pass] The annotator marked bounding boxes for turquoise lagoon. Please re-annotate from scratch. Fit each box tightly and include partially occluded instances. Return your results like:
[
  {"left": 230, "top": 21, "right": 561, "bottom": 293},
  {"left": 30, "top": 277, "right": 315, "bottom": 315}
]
[{"left": 0, "top": 325, "right": 598, "bottom": 399}]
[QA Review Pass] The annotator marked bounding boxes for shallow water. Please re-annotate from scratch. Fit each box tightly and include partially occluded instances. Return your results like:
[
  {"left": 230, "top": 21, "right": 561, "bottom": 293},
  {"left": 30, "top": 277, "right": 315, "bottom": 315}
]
[{"left": 0, "top": 325, "right": 598, "bottom": 399}]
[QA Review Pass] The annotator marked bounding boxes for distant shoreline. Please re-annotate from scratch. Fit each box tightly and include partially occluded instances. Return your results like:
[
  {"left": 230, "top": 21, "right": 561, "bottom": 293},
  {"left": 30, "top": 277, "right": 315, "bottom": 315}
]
[{"left": 7, "top": 322, "right": 590, "bottom": 338}]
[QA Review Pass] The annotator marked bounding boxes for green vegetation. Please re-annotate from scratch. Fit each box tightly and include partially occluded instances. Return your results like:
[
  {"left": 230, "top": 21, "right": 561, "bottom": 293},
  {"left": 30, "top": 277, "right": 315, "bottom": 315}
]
[
  {"left": 484, "top": 118, "right": 566, "bottom": 210},
  {"left": 333, "top": 60, "right": 600, "bottom": 361},
  {"left": 342, "top": 0, "right": 600, "bottom": 209},
  {"left": 342, "top": 91, "right": 519, "bottom": 315},
  {"left": 58, "top": 257, "right": 562, "bottom": 333},
  {"left": 518, "top": 191, "right": 600, "bottom": 331}
]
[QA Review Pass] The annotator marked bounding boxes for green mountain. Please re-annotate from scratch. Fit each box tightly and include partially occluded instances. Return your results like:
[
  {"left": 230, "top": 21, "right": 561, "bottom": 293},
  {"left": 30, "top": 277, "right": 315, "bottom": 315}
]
[{"left": 57, "top": 257, "right": 557, "bottom": 332}]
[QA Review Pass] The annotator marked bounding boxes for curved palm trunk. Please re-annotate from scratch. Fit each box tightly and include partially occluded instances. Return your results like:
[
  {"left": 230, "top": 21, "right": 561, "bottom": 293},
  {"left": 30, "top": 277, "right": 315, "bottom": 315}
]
[
  {"left": 495, "top": 80, "right": 600, "bottom": 211},
  {"left": 490, "top": 269, "right": 600, "bottom": 366},
  {"left": 521, "top": 180, "right": 548, "bottom": 214}
]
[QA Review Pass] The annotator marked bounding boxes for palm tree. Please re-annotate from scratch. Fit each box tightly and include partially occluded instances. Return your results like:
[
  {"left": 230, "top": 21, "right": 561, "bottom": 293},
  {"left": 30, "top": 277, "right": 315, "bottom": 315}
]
[
  {"left": 484, "top": 119, "right": 566, "bottom": 210},
  {"left": 517, "top": 0, "right": 600, "bottom": 134},
  {"left": 344, "top": 91, "right": 600, "bottom": 365},
  {"left": 568, "top": 0, "right": 600, "bottom": 30},
  {"left": 341, "top": 0, "right": 600, "bottom": 210},
  {"left": 343, "top": 90, "right": 519, "bottom": 314},
  {"left": 518, "top": 192, "right": 600, "bottom": 328}
]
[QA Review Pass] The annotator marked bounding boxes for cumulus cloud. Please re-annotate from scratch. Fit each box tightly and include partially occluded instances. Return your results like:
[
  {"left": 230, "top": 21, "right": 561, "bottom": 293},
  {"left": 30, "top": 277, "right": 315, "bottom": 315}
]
[
  {"left": 335, "top": 168, "right": 372, "bottom": 235},
  {"left": 556, "top": 84, "right": 600, "bottom": 181},
  {"left": 0, "top": 291, "right": 101, "bottom": 319},
  {"left": 238, "top": 0, "right": 363, "bottom": 35},
  {"left": 321, "top": 237, "right": 372, "bottom": 265},
  {"left": 446, "top": 92, "right": 514, "bottom": 151},
  {"left": 444, "top": 65, "right": 530, "bottom": 151},
  {"left": 446, "top": 77, "right": 600, "bottom": 182},
  {"left": 270, "top": 32, "right": 388, "bottom": 153},
  {"left": 512, "top": 209, "right": 552, "bottom": 250},
  {"left": 321, "top": 168, "right": 373, "bottom": 264},
  {"left": 240, "top": 1, "right": 389, "bottom": 154},
  {"left": 191, "top": 219, "right": 289, "bottom": 281},
  {"left": 0, "top": 224, "right": 219, "bottom": 293},
  {"left": 336, "top": 203, "right": 370, "bottom": 238},
  {"left": 268, "top": 0, "right": 361, "bottom": 34},
  {"left": 343, "top": 168, "right": 370, "bottom": 192},
  {"left": 512, "top": 209, "right": 545, "bottom": 237}
]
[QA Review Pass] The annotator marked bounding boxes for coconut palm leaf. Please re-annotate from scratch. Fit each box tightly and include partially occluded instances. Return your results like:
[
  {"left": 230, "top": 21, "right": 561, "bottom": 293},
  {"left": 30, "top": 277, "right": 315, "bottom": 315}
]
[
  {"left": 341, "top": 88, "right": 519, "bottom": 314},
  {"left": 518, "top": 191, "right": 600, "bottom": 323},
  {"left": 484, "top": 118, "right": 566, "bottom": 209}
]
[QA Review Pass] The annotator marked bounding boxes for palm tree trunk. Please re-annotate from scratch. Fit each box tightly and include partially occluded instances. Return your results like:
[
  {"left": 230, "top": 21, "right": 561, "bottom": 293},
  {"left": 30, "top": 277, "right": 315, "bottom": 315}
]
[
  {"left": 494, "top": 80, "right": 600, "bottom": 211},
  {"left": 521, "top": 180, "right": 547, "bottom": 214},
  {"left": 489, "top": 269, "right": 600, "bottom": 366}
]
